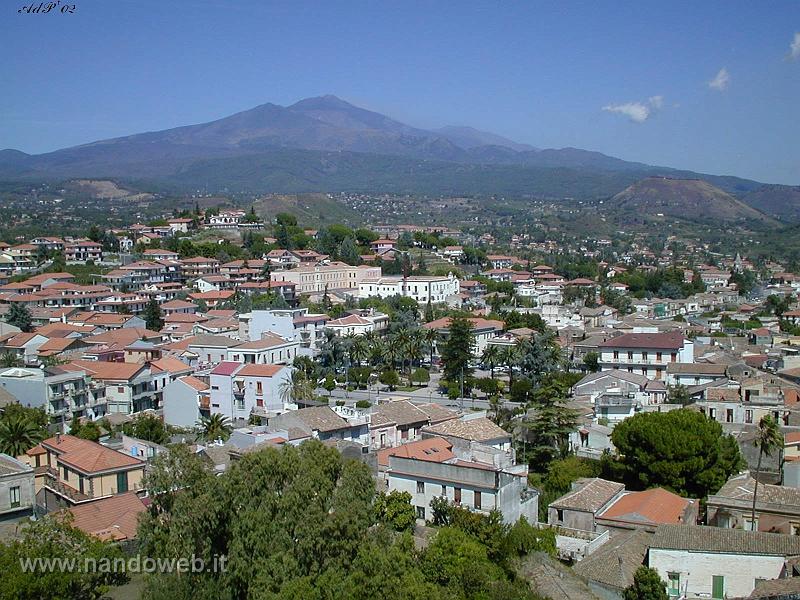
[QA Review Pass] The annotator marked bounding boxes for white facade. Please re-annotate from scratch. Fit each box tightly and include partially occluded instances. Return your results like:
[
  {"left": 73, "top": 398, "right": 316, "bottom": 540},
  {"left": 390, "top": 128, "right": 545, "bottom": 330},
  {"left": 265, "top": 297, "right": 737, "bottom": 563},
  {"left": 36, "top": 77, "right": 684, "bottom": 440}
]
[
  {"left": 359, "top": 274, "right": 459, "bottom": 303},
  {"left": 649, "top": 548, "right": 785, "bottom": 599},
  {"left": 598, "top": 332, "right": 693, "bottom": 381}
]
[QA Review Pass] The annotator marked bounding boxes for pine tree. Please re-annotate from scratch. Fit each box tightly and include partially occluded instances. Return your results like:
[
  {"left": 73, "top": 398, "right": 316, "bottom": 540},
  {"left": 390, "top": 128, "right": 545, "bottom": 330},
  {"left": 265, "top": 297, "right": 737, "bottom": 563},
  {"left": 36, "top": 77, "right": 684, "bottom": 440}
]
[
  {"left": 143, "top": 299, "right": 164, "bottom": 331},
  {"left": 424, "top": 298, "right": 435, "bottom": 323},
  {"left": 441, "top": 315, "right": 474, "bottom": 392},
  {"left": 6, "top": 303, "right": 32, "bottom": 332}
]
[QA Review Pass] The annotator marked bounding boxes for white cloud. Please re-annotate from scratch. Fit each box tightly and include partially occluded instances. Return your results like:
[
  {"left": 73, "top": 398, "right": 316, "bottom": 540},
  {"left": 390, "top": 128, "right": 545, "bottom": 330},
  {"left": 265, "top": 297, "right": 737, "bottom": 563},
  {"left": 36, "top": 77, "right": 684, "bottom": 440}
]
[
  {"left": 791, "top": 32, "right": 800, "bottom": 60},
  {"left": 602, "top": 95, "right": 665, "bottom": 123},
  {"left": 708, "top": 67, "right": 730, "bottom": 91}
]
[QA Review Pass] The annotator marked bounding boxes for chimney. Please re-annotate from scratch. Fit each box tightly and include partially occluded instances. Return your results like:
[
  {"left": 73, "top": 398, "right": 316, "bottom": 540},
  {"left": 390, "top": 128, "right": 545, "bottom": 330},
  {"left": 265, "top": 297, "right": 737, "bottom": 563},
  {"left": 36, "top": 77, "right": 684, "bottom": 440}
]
[{"left": 56, "top": 432, "right": 62, "bottom": 444}]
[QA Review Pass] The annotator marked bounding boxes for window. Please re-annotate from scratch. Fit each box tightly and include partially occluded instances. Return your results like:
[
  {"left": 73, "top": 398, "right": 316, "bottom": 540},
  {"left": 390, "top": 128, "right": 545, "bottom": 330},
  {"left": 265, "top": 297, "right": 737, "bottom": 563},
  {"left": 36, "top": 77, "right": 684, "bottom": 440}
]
[
  {"left": 416, "top": 506, "right": 425, "bottom": 520},
  {"left": 627, "top": 351, "right": 633, "bottom": 360},
  {"left": 613, "top": 351, "right": 619, "bottom": 360},
  {"left": 709, "top": 408, "right": 716, "bottom": 419},
  {"left": 671, "top": 353, "right": 677, "bottom": 362},
  {"left": 9, "top": 486, "right": 20, "bottom": 508},
  {"left": 656, "top": 352, "right": 662, "bottom": 361},
  {"left": 667, "top": 572, "right": 680, "bottom": 597},
  {"left": 441, "top": 485, "right": 447, "bottom": 496},
  {"left": 642, "top": 352, "right": 648, "bottom": 361},
  {"left": 416, "top": 481, "right": 424, "bottom": 494},
  {"left": 556, "top": 508, "right": 564, "bottom": 522},
  {"left": 117, "top": 386, "right": 124, "bottom": 393},
  {"left": 454, "top": 487, "right": 461, "bottom": 504},
  {"left": 256, "top": 382, "right": 262, "bottom": 394},
  {"left": 116, "top": 472, "right": 128, "bottom": 493},
  {"left": 726, "top": 409, "right": 734, "bottom": 423},
  {"left": 474, "top": 491, "right": 482, "bottom": 510},
  {"left": 712, "top": 575, "right": 724, "bottom": 600}
]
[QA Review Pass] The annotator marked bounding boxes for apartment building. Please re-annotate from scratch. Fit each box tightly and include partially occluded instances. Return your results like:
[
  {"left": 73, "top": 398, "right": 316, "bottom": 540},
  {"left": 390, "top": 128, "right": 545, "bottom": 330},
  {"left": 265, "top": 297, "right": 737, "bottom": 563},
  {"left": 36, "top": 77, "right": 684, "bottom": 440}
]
[
  {"left": 598, "top": 331, "right": 694, "bottom": 380},
  {"left": 271, "top": 262, "right": 380, "bottom": 294},
  {"left": 208, "top": 362, "right": 292, "bottom": 421},
  {"left": 0, "top": 365, "right": 106, "bottom": 428},
  {"left": 27, "top": 434, "right": 145, "bottom": 512},
  {"left": 359, "top": 273, "right": 460, "bottom": 303}
]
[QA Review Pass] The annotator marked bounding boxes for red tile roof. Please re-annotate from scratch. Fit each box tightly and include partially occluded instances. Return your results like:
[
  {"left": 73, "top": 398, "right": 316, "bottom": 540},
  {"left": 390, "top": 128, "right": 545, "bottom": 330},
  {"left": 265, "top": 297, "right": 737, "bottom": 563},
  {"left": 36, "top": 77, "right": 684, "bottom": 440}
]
[
  {"left": 598, "top": 487, "right": 693, "bottom": 526},
  {"left": 236, "top": 364, "right": 285, "bottom": 377},
  {"left": 66, "top": 492, "right": 146, "bottom": 541},
  {"left": 210, "top": 361, "right": 242, "bottom": 376},
  {"left": 377, "top": 437, "right": 454, "bottom": 467},
  {"left": 40, "top": 434, "right": 144, "bottom": 474},
  {"left": 599, "top": 331, "right": 685, "bottom": 350}
]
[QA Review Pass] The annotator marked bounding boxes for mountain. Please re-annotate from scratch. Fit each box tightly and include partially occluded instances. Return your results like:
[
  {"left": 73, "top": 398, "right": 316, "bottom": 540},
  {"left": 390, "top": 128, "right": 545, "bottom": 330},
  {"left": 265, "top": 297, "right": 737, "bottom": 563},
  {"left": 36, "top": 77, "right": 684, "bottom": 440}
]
[
  {"left": 607, "top": 177, "right": 776, "bottom": 224},
  {"left": 0, "top": 95, "right": 795, "bottom": 216},
  {"left": 742, "top": 185, "right": 800, "bottom": 223},
  {"left": 433, "top": 125, "right": 537, "bottom": 152}
]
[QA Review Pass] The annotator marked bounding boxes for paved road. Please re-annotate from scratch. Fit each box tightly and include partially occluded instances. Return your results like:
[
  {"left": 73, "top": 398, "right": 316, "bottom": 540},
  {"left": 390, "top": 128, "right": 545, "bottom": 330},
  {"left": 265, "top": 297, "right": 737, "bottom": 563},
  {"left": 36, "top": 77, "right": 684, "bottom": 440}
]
[{"left": 319, "top": 376, "right": 520, "bottom": 412}]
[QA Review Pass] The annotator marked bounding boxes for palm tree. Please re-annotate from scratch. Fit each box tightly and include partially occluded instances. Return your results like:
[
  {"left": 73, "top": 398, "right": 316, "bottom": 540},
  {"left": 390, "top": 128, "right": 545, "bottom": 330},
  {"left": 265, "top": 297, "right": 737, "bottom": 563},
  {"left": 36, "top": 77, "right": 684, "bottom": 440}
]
[
  {"left": 422, "top": 327, "right": 439, "bottom": 365},
  {"left": 499, "top": 343, "right": 522, "bottom": 388},
  {"left": 0, "top": 352, "right": 22, "bottom": 368},
  {"left": 481, "top": 345, "right": 501, "bottom": 379},
  {"left": 348, "top": 335, "right": 368, "bottom": 368},
  {"left": 0, "top": 414, "right": 46, "bottom": 456},
  {"left": 405, "top": 331, "right": 425, "bottom": 386},
  {"left": 280, "top": 371, "right": 315, "bottom": 406},
  {"left": 750, "top": 415, "right": 782, "bottom": 530},
  {"left": 196, "top": 413, "right": 232, "bottom": 442}
]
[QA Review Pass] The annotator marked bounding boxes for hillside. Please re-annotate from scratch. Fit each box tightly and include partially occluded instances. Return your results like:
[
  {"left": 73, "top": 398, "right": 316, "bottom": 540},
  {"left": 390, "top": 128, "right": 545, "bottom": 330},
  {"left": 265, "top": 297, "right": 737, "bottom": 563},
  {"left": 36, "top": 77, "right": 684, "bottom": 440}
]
[
  {"left": 0, "top": 94, "right": 795, "bottom": 214},
  {"left": 608, "top": 177, "right": 777, "bottom": 225},
  {"left": 742, "top": 185, "right": 800, "bottom": 222}
]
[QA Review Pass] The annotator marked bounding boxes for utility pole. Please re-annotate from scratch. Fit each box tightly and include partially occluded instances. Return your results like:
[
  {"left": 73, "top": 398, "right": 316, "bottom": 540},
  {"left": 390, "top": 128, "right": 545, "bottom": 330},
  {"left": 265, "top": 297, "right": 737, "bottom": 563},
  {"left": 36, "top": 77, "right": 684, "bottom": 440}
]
[{"left": 460, "top": 367, "right": 464, "bottom": 412}]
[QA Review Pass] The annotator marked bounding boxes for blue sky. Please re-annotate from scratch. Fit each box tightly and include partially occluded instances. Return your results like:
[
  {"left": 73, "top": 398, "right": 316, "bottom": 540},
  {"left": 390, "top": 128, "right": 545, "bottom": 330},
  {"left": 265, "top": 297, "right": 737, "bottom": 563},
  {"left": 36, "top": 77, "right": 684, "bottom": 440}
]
[{"left": 2, "top": 0, "right": 798, "bottom": 183}]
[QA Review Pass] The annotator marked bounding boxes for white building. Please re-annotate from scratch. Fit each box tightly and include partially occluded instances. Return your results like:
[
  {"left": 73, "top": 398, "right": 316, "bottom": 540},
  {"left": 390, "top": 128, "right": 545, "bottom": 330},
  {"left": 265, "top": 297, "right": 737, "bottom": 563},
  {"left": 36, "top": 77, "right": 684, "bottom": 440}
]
[
  {"left": 359, "top": 273, "right": 460, "bottom": 304},
  {"left": 598, "top": 330, "right": 694, "bottom": 380},
  {"left": 382, "top": 437, "right": 537, "bottom": 524},
  {"left": 271, "top": 262, "right": 380, "bottom": 295},
  {"left": 208, "top": 361, "right": 292, "bottom": 421},
  {"left": 648, "top": 524, "right": 800, "bottom": 599}
]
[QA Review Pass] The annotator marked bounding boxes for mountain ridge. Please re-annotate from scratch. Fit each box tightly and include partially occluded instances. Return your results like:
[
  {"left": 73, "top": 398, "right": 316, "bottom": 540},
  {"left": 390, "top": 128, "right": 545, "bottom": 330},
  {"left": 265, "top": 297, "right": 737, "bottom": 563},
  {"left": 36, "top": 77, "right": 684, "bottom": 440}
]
[{"left": 0, "top": 95, "right": 796, "bottom": 220}]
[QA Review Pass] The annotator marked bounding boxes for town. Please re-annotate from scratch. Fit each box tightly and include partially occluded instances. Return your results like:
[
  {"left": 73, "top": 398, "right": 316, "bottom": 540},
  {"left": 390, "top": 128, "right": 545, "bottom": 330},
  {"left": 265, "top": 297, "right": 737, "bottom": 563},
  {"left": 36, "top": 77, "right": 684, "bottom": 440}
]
[{"left": 1, "top": 201, "right": 799, "bottom": 600}]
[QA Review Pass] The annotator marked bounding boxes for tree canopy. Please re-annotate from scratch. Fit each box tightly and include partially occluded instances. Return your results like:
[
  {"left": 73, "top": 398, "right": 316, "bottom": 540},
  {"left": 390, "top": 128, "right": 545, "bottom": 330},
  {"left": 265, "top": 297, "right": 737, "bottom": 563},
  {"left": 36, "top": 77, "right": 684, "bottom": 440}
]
[{"left": 609, "top": 409, "right": 743, "bottom": 498}]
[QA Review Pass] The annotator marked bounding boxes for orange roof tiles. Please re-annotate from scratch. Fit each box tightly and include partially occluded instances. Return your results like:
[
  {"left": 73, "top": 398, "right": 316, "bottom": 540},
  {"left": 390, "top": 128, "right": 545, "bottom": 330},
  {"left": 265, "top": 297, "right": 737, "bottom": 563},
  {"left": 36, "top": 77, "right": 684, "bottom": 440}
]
[
  {"left": 41, "top": 434, "right": 144, "bottom": 474},
  {"left": 66, "top": 492, "right": 147, "bottom": 541},
  {"left": 377, "top": 437, "right": 454, "bottom": 467},
  {"left": 598, "top": 487, "right": 693, "bottom": 526},
  {"left": 236, "top": 364, "right": 285, "bottom": 377}
]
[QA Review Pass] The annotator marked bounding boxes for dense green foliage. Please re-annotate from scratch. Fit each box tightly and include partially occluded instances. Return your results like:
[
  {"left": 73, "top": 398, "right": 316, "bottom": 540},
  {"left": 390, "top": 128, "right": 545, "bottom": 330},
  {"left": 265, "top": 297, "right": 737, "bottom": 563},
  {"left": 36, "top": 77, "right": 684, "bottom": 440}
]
[
  {"left": 0, "top": 404, "right": 47, "bottom": 456},
  {"left": 138, "top": 441, "right": 545, "bottom": 600},
  {"left": 608, "top": 409, "right": 743, "bottom": 498},
  {"left": 623, "top": 567, "right": 668, "bottom": 600},
  {"left": 0, "top": 515, "right": 128, "bottom": 599}
]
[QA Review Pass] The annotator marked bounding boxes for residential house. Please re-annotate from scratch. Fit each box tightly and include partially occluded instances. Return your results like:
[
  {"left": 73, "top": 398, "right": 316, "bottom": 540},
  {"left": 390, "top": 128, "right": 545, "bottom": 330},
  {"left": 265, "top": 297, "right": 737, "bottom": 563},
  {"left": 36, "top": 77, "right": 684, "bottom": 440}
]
[
  {"left": 65, "top": 491, "right": 147, "bottom": 541},
  {"left": 208, "top": 362, "right": 292, "bottom": 421},
  {"left": 421, "top": 412, "right": 512, "bottom": 452},
  {"left": 61, "top": 360, "right": 153, "bottom": 414},
  {"left": 666, "top": 363, "right": 729, "bottom": 387},
  {"left": 598, "top": 331, "right": 694, "bottom": 380},
  {"left": 423, "top": 316, "right": 504, "bottom": 356},
  {"left": 162, "top": 375, "right": 210, "bottom": 428},
  {"left": 0, "top": 365, "right": 106, "bottom": 428},
  {"left": 382, "top": 437, "right": 537, "bottom": 524},
  {"left": 0, "top": 453, "right": 35, "bottom": 519},
  {"left": 226, "top": 333, "right": 300, "bottom": 365},
  {"left": 359, "top": 273, "right": 460, "bottom": 303},
  {"left": 707, "top": 472, "right": 800, "bottom": 534},
  {"left": 648, "top": 524, "right": 800, "bottom": 599},
  {"left": 28, "top": 434, "right": 145, "bottom": 512}
]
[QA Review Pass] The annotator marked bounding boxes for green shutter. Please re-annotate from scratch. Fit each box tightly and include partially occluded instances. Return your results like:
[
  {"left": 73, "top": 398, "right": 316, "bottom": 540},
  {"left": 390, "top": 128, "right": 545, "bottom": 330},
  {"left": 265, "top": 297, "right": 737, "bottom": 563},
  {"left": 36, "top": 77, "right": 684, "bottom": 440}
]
[
  {"left": 116, "top": 472, "right": 128, "bottom": 493},
  {"left": 712, "top": 575, "right": 724, "bottom": 599}
]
